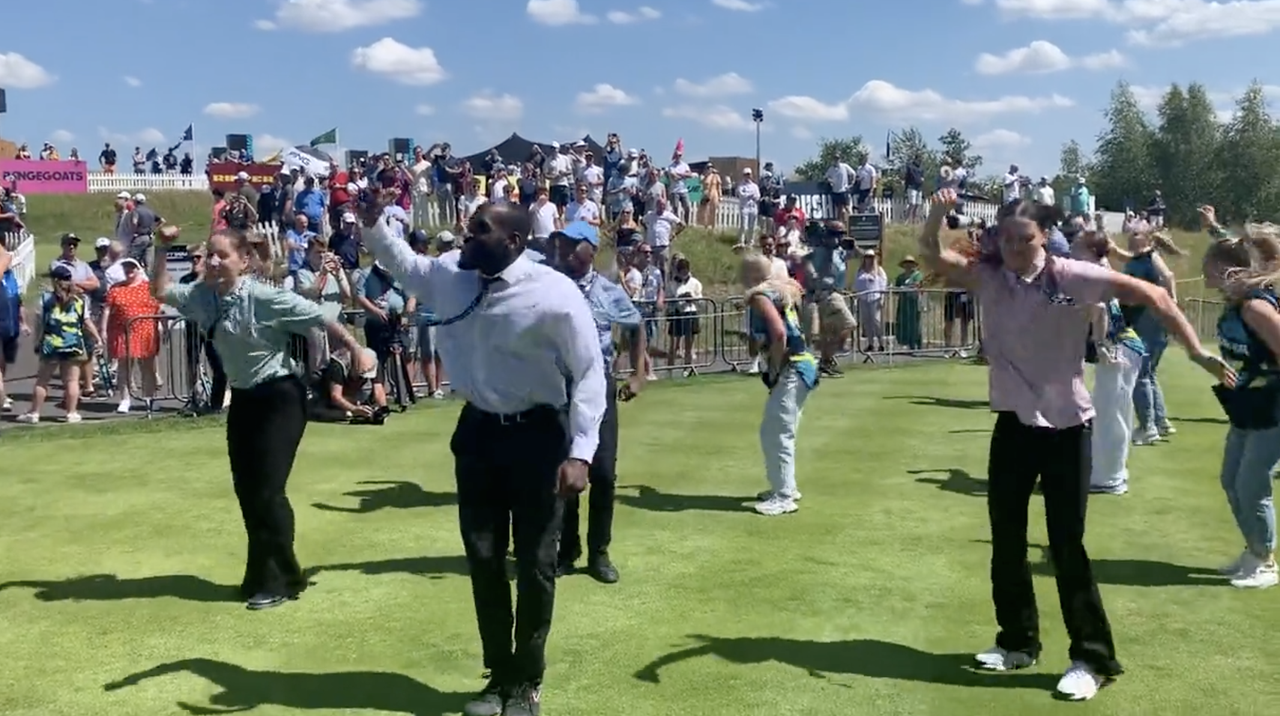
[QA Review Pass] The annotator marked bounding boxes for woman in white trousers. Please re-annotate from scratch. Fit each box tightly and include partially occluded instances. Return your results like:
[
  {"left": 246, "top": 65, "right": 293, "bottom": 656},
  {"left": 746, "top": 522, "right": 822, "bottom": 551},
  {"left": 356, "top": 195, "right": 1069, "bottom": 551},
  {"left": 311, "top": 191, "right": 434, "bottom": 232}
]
[{"left": 1089, "top": 299, "right": 1145, "bottom": 494}]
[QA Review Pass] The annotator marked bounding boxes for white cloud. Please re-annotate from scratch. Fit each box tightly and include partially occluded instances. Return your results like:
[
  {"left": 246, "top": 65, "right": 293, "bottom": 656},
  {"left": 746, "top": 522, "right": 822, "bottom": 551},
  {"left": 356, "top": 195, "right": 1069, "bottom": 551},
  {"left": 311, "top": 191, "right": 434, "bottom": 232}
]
[
  {"left": 261, "top": 0, "right": 421, "bottom": 32},
  {"left": 49, "top": 130, "right": 74, "bottom": 144},
  {"left": 790, "top": 126, "right": 814, "bottom": 140},
  {"left": 351, "top": 38, "right": 447, "bottom": 85},
  {"left": 673, "top": 72, "right": 753, "bottom": 98},
  {"left": 990, "top": 0, "right": 1280, "bottom": 47},
  {"left": 123, "top": 75, "right": 142, "bottom": 87},
  {"left": 767, "top": 80, "right": 1073, "bottom": 124},
  {"left": 254, "top": 134, "right": 293, "bottom": 156},
  {"left": 203, "top": 102, "right": 261, "bottom": 119},
  {"left": 414, "top": 103, "right": 435, "bottom": 115},
  {"left": 575, "top": 84, "right": 639, "bottom": 113},
  {"left": 661, "top": 105, "right": 754, "bottom": 131},
  {"left": 0, "top": 52, "right": 55, "bottom": 88},
  {"left": 607, "top": 6, "right": 660, "bottom": 22},
  {"left": 973, "top": 129, "right": 1031, "bottom": 149},
  {"left": 527, "top": 0, "right": 596, "bottom": 25},
  {"left": 462, "top": 92, "right": 524, "bottom": 120},
  {"left": 974, "top": 41, "right": 1125, "bottom": 75},
  {"left": 711, "top": 0, "right": 764, "bottom": 11},
  {"left": 98, "top": 127, "right": 166, "bottom": 146}
]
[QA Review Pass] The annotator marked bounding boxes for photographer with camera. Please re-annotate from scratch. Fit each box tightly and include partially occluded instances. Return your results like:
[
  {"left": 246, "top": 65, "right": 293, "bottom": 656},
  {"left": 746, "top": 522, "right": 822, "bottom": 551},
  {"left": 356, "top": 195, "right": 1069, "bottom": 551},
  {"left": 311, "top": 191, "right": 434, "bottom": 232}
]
[
  {"left": 308, "top": 345, "right": 391, "bottom": 424},
  {"left": 801, "top": 220, "right": 856, "bottom": 378},
  {"left": 356, "top": 260, "right": 410, "bottom": 380}
]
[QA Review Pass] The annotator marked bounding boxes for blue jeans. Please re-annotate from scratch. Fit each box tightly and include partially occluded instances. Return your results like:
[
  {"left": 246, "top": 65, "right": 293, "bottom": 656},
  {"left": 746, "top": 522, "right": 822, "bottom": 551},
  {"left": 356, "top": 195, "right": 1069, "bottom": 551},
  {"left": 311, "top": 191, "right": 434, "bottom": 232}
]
[
  {"left": 1132, "top": 312, "right": 1167, "bottom": 431},
  {"left": 760, "top": 368, "right": 810, "bottom": 494},
  {"left": 1220, "top": 418, "right": 1280, "bottom": 556}
]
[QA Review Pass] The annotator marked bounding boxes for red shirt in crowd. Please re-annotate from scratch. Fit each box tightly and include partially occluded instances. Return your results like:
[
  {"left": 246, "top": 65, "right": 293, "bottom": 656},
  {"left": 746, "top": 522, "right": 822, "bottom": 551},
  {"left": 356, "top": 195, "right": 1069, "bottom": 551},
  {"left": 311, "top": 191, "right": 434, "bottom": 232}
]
[
  {"left": 774, "top": 205, "right": 805, "bottom": 227},
  {"left": 329, "top": 170, "right": 351, "bottom": 206}
]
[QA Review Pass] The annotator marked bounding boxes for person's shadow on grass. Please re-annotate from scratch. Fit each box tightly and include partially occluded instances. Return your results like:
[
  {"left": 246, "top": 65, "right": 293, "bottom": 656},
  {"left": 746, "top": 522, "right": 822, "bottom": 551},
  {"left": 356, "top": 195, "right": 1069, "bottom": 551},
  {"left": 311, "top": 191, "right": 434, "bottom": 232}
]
[
  {"left": 616, "top": 485, "right": 752, "bottom": 514},
  {"left": 883, "top": 395, "right": 990, "bottom": 410},
  {"left": 0, "top": 574, "right": 236, "bottom": 603},
  {"left": 908, "top": 468, "right": 987, "bottom": 497},
  {"left": 971, "top": 541, "right": 1221, "bottom": 588},
  {"left": 312, "top": 480, "right": 456, "bottom": 514},
  {"left": 633, "top": 635, "right": 1058, "bottom": 692},
  {"left": 103, "top": 657, "right": 469, "bottom": 715}
]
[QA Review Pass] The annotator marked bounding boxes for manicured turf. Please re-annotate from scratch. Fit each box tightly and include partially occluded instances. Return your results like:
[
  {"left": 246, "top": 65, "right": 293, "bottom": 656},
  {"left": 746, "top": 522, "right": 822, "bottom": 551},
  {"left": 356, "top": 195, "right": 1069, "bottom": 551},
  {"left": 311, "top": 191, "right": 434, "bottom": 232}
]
[{"left": 2, "top": 360, "right": 1278, "bottom": 715}]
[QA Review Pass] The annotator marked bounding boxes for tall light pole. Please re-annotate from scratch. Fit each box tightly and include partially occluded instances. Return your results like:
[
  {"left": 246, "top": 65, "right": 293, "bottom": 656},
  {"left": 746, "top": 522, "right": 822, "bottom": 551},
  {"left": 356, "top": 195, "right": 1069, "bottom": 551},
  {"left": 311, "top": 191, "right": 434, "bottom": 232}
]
[{"left": 751, "top": 108, "right": 763, "bottom": 173}]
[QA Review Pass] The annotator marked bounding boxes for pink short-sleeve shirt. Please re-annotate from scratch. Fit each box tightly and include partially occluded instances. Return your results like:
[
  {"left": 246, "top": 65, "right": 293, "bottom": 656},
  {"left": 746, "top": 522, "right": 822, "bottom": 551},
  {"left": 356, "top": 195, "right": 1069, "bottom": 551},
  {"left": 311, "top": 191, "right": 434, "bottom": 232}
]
[{"left": 974, "top": 257, "right": 1117, "bottom": 428}]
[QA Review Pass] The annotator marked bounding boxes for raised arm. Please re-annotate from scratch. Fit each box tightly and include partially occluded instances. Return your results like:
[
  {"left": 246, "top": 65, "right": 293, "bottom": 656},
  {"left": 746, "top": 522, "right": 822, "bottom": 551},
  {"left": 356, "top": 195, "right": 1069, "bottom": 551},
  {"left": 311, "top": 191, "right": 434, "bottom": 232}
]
[
  {"left": 916, "top": 189, "right": 977, "bottom": 290},
  {"left": 554, "top": 280, "right": 608, "bottom": 463},
  {"left": 357, "top": 189, "right": 438, "bottom": 300}
]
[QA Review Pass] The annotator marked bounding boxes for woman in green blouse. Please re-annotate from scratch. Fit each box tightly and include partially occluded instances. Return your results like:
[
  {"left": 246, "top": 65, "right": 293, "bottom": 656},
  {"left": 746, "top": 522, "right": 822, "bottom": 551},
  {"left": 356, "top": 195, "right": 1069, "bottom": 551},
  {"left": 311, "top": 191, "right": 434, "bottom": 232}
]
[
  {"left": 894, "top": 255, "right": 924, "bottom": 350},
  {"left": 149, "top": 225, "right": 372, "bottom": 611}
]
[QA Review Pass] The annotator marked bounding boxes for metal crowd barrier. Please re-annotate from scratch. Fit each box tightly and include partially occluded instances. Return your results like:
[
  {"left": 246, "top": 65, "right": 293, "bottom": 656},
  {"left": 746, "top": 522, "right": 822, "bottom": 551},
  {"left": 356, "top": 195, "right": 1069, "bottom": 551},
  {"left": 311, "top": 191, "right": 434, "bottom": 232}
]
[{"left": 1180, "top": 297, "right": 1223, "bottom": 342}]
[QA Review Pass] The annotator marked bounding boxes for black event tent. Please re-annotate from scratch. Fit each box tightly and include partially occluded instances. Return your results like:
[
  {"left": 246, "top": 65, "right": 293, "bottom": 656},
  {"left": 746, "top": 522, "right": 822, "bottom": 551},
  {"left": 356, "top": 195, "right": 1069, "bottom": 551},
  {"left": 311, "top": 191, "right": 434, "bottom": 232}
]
[{"left": 460, "top": 132, "right": 607, "bottom": 169}]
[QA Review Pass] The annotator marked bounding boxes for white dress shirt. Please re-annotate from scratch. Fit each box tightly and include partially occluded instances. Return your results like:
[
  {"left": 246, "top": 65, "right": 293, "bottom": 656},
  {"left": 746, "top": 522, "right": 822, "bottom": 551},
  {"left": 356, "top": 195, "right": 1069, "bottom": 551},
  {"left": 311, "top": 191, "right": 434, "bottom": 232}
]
[{"left": 363, "top": 218, "right": 607, "bottom": 461}]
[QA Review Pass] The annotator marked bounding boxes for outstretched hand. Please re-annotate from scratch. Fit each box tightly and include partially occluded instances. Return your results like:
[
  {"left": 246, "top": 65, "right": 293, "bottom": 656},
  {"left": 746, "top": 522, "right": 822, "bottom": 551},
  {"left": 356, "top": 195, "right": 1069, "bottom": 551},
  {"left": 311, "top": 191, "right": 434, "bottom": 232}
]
[
  {"left": 157, "top": 225, "right": 181, "bottom": 245},
  {"left": 358, "top": 188, "right": 399, "bottom": 229},
  {"left": 1193, "top": 349, "right": 1237, "bottom": 387}
]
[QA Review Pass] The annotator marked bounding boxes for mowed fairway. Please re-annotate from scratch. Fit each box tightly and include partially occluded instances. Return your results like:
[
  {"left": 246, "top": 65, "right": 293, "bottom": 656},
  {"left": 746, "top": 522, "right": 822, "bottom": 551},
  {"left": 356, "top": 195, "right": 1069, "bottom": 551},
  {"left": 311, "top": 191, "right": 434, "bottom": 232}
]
[{"left": 2, "top": 360, "right": 1278, "bottom": 716}]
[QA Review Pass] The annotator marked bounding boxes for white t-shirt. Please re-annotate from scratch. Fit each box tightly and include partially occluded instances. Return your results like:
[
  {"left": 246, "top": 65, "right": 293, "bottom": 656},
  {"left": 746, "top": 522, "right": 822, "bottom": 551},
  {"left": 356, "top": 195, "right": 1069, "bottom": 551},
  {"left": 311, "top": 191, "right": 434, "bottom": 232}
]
[
  {"left": 825, "top": 163, "right": 855, "bottom": 192},
  {"left": 643, "top": 210, "right": 681, "bottom": 248},
  {"left": 545, "top": 154, "right": 574, "bottom": 187},
  {"left": 666, "top": 161, "right": 691, "bottom": 195},
  {"left": 856, "top": 163, "right": 878, "bottom": 190},
  {"left": 736, "top": 181, "right": 760, "bottom": 213},
  {"left": 489, "top": 178, "right": 507, "bottom": 203},
  {"left": 1033, "top": 184, "right": 1055, "bottom": 206},
  {"left": 666, "top": 276, "right": 703, "bottom": 312},
  {"left": 1002, "top": 173, "right": 1021, "bottom": 203},
  {"left": 530, "top": 202, "right": 558, "bottom": 238},
  {"left": 580, "top": 165, "right": 604, "bottom": 202},
  {"left": 623, "top": 267, "right": 642, "bottom": 297},
  {"left": 458, "top": 194, "right": 487, "bottom": 222},
  {"left": 565, "top": 200, "right": 600, "bottom": 224}
]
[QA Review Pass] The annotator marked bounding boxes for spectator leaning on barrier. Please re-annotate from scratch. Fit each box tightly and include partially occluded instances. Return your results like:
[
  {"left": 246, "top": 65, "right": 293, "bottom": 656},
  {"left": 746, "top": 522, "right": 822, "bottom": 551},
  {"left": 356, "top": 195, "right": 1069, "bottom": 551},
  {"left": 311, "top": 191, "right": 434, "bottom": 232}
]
[{"left": 664, "top": 255, "right": 703, "bottom": 373}]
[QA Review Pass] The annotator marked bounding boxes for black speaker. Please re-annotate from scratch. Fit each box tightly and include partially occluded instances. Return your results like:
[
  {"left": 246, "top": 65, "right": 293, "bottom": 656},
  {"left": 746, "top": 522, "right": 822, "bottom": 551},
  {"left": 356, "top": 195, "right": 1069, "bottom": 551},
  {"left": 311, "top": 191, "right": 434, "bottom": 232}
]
[
  {"left": 346, "top": 149, "right": 369, "bottom": 168},
  {"left": 210, "top": 146, "right": 229, "bottom": 160},
  {"left": 0, "top": 89, "right": 8, "bottom": 115},
  {"left": 225, "top": 134, "right": 249, "bottom": 151},
  {"left": 388, "top": 137, "right": 413, "bottom": 162}
]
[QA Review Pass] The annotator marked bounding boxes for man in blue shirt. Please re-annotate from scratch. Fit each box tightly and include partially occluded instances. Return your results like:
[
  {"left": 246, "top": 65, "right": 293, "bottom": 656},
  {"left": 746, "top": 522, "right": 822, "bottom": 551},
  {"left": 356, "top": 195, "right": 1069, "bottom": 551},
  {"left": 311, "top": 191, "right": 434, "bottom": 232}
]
[
  {"left": 284, "top": 213, "right": 317, "bottom": 275},
  {"left": 552, "top": 222, "right": 646, "bottom": 584},
  {"left": 294, "top": 175, "right": 327, "bottom": 233}
]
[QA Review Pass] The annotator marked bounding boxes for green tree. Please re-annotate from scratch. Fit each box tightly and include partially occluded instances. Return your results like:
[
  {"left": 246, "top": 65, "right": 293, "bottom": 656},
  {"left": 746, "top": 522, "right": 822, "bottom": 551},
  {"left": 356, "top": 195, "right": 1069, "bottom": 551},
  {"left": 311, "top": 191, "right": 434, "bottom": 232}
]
[
  {"left": 1215, "top": 81, "right": 1280, "bottom": 222},
  {"left": 1152, "top": 82, "right": 1221, "bottom": 227},
  {"left": 792, "top": 136, "right": 866, "bottom": 182},
  {"left": 1053, "top": 140, "right": 1092, "bottom": 200},
  {"left": 1091, "top": 80, "right": 1156, "bottom": 212},
  {"left": 937, "top": 128, "right": 983, "bottom": 171},
  {"left": 885, "top": 126, "right": 939, "bottom": 193}
]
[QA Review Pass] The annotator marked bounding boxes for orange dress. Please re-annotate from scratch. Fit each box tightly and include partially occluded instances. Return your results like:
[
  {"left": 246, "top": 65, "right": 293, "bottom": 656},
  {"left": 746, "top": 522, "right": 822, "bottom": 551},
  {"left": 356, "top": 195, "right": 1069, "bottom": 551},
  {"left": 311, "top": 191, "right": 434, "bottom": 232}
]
[{"left": 106, "top": 281, "right": 161, "bottom": 359}]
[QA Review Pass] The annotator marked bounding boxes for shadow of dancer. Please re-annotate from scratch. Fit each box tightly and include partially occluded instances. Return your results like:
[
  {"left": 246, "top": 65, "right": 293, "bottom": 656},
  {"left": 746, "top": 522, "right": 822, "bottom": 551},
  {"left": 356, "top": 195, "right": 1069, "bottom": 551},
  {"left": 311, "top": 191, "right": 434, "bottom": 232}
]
[
  {"left": 306, "top": 554, "right": 516, "bottom": 582},
  {"left": 312, "top": 480, "right": 457, "bottom": 514},
  {"left": 0, "top": 574, "right": 237, "bottom": 603},
  {"left": 634, "top": 635, "right": 1059, "bottom": 692},
  {"left": 907, "top": 468, "right": 987, "bottom": 497},
  {"left": 103, "top": 657, "right": 469, "bottom": 715},
  {"left": 616, "top": 485, "right": 754, "bottom": 514},
  {"left": 971, "top": 540, "right": 1222, "bottom": 588},
  {"left": 883, "top": 395, "right": 990, "bottom": 410}
]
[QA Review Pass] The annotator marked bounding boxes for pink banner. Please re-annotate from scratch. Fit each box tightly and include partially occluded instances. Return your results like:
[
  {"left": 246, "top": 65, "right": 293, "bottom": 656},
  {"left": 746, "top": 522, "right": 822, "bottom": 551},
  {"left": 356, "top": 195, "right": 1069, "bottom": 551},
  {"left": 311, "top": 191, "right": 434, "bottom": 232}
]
[{"left": 0, "top": 159, "right": 89, "bottom": 194}]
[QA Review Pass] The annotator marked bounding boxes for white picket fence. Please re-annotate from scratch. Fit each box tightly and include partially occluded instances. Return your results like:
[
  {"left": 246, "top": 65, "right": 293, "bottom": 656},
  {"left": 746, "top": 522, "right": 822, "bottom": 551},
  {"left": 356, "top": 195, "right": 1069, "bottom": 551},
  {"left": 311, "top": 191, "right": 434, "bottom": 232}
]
[{"left": 4, "top": 231, "right": 37, "bottom": 291}]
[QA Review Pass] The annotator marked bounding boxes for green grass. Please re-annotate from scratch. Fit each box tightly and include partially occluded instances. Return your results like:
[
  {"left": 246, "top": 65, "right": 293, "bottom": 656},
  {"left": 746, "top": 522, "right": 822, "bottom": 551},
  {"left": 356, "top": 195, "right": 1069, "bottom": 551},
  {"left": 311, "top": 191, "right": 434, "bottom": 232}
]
[
  {"left": 21, "top": 193, "right": 1225, "bottom": 293},
  {"left": 2, "top": 360, "right": 1278, "bottom": 715}
]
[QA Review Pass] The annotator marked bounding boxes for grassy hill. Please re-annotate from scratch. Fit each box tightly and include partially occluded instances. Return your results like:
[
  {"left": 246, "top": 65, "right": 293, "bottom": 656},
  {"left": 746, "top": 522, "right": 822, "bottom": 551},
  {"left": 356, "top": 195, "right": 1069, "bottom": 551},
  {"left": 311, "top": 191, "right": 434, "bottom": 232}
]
[{"left": 20, "top": 192, "right": 1217, "bottom": 300}]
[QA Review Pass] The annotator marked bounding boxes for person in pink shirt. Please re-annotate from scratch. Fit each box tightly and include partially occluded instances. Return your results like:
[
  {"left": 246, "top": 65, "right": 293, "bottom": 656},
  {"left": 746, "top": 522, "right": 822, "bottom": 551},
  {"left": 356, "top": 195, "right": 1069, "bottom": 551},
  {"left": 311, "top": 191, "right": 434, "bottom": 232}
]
[{"left": 916, "top": 190, "right": 1234, "bottom": 702}]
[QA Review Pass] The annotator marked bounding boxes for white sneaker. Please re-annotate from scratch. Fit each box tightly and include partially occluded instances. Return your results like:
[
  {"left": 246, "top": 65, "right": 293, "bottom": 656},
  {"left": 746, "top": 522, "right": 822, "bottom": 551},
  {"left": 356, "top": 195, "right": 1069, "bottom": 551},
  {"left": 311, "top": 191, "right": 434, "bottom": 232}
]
[
  {"left": 645, "top": 372, "right": 658, "bottom": 382},
  {"left": 15, "top": 412, "right": 38, "bottom": 424},
  {"left": 1157, "top": 422, "right": 1176, "bottom": 436},
  {"left": 747, "top": 362, "right": 761, "bottom": 375},
  {"left": 63, "top": 412, "right": 83, "bottom": 424},
  {"left": 755, "top": 489, "right": 802, "bottom": 501},
  {"left": 431, "top": 390, "right": 445, "bottom": 400},
  {"left": 753, "top": 495, "right": 798, "bottom": 516},
  {"left": 973, "top": 646, "right": 1035, "bottom": 672},
  {"left": 1230, "top": 554, "right": 1278, "bottom": 589},
  {"left": 1132, "top": 429, "right": 1160, "bottom": 446},
  {"left": 2, "top": 397, "right": 12, "bottom": 412},
  {"left": 1218, "top": 550, "right": 1250, "bottom": 576},
  {"left": 1056, "top": 661, "right": 1107, "bottom": 701},
  {"left": 115, "top": 397, "right": 132, "bottom": 414}
]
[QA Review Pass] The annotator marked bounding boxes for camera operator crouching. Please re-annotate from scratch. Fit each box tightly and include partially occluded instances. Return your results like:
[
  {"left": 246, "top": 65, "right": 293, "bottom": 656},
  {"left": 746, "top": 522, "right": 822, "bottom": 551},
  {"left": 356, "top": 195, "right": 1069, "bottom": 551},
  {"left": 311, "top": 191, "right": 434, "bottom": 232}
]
[{"left": 309, "top": 346, "right": 391, "bottom": 424}]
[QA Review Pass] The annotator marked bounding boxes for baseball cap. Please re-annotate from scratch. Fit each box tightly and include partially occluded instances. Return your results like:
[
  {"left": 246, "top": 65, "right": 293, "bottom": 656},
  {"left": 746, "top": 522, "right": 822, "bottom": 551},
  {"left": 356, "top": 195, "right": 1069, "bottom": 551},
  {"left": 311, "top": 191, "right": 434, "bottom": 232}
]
[
  {"left": 94, "top": 237, "right": 111, "bottom": 249},
  {"left": 434, "top": 230, "right": 458, "bottom": 248},
  {"left": 60, "top": 232, "right": 80, "bottom": 245},
  {"left": 553, "top": 221, "right": 599, "bottom": 247},
  {"left": 133, "top": 193, "right": 146, "bottom": 203},
  {"left": 341, "top": 211, "right": 357, "bottom": 223},
  {"left": 572, "top": 140, "right": 586, "bottom": 148},
  {"left": 236, "top": 171, "right": 250, "bottom": 181},
  {"left": 550, "top": 141, "right": 560, "bottom": 150},
  {"left": 116, "top": 190, "right": 131, "bottom": 200},
  {"left": 119, "top": 257, "right": 141, "bottom": 270},
  {"left": 49, "top": 265, "right": 73, "bottom": 281}
]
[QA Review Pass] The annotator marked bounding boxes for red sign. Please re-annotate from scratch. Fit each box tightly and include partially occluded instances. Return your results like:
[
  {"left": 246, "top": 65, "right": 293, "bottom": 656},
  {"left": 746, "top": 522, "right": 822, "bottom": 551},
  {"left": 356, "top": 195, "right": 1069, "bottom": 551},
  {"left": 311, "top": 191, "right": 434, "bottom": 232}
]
[{"left": 206, "top": 162, "right": 281, "bottom": 192}]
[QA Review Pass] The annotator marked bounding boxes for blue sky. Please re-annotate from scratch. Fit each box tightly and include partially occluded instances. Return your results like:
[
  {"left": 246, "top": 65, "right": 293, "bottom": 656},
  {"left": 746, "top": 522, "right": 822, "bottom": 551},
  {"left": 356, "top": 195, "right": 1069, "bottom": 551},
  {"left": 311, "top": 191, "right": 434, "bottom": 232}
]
[{"left": 2, "top": 0, "right": 1278, "bottom": 177}]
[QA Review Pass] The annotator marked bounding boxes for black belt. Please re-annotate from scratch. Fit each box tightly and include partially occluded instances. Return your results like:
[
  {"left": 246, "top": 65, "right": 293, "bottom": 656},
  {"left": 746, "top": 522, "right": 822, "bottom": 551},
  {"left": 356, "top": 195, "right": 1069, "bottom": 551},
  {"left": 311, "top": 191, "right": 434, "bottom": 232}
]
[{"left": 464, "top": 403, "right": 561, "bottom": 426}]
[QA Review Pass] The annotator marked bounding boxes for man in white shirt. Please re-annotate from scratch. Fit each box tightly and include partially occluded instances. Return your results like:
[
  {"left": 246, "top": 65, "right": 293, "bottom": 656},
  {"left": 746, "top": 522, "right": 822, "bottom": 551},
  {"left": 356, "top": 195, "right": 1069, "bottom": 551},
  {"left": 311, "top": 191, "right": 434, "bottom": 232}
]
[
  {"left": 1002, "top": 164, "right": 1023, "bottom": 205},
  {"left": 359, "top": 193, "right": 606, "bottom": 716},
  {"left": 564, "top": 183, "right": 601, "bottom": 227},
  {"left": 542, "top": 142, "right": 575, "bottom": 215},
  {"left": 824, "top": 159, "right": 856, "bottom": 223},
  {"left": 665, "top": 150, "right": 693, "bottom": 222},
  {"left": 528, "top": 187, "right": 560, "bottom": 257},
  {"left": 488, "top": 168, "right": 510, "bottom": 203},
  {"left": 1032, "top": 176, "right": 1056, "bottom": 206},
  {"left": 457, "top": 177, "right": 488, "bottom": 228},
  {"left": 578, "top": 152, "right": 604, "bottom": 204},
  {"left": 643, "top": 196, "right": 684, "bottom": 277},
  {"left": 854, "top": 158, "right": 878, "bottom": 211}
]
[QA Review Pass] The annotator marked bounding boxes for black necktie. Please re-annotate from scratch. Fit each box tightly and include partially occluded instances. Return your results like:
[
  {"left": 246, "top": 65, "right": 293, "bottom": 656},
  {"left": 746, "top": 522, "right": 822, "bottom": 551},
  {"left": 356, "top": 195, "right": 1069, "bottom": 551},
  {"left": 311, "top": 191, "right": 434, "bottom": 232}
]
[{"left": 422, "top": 276, "right": 498, "bottom": 327}]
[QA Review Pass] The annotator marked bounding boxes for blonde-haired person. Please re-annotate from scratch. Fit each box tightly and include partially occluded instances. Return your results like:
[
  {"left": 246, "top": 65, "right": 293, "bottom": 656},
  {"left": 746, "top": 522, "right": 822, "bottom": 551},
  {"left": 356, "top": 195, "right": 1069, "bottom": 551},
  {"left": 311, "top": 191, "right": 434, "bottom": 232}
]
[
  {"left": 1200, "top": 206, "right": 1280, "bottom": 589},
  {"left": 1124, "top": 228, "right": 1187, "bottom": 445},
  {"left": 739, "top": 252, "right": 820, "bottom": 516}
]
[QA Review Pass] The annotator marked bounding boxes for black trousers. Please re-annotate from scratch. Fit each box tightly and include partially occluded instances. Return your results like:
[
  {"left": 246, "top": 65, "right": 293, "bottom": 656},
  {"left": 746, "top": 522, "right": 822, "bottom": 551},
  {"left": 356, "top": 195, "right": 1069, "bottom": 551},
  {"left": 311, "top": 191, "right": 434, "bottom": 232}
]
[
  {"left": 561, "top": 386, "right": 618, "bottom": 558},
  {"left": 452, "top": 403, "right": 567, "bottom": 685},
  {"left": 185, "top": 327, "right": 227, "bottom": 410},
  {"left": 987, "top": 411, "right": 1122, "bottom": 676},
  {"left": 227, "top": 375, "right": 309, "bottom": 598}
]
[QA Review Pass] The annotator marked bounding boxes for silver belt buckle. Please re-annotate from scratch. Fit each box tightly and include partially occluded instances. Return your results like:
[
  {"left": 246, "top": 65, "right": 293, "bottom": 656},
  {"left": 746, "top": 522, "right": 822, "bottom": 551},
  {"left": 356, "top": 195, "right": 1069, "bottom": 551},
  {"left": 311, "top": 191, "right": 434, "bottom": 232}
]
[{"left": 496, "top": 411, "right": 526, "bottom": 426}]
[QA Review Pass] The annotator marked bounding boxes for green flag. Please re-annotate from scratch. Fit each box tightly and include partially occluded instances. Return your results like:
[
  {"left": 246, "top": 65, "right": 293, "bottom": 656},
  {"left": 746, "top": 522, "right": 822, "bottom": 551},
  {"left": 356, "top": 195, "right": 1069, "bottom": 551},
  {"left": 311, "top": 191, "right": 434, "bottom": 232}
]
[{"left": 309, "top": 128, "right": 337, "bottom": 147}]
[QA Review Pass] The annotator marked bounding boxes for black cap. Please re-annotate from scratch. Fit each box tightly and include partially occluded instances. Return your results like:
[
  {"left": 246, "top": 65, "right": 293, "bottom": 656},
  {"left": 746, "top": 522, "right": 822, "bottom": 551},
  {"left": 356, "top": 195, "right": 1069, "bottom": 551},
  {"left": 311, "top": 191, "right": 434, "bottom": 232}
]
[
  {"left": 60, "top": 232, "right": 80, "bottom": 244},
  {"left": 50, "top": 265, "right": 73, "bottom": 281}
]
